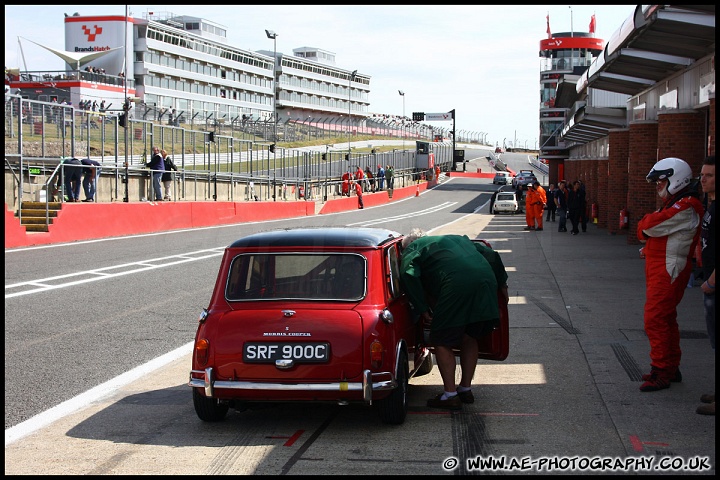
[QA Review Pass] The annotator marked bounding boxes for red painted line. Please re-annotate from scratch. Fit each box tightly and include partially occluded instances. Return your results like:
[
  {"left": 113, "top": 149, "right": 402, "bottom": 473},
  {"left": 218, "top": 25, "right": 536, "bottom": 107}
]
[
  {"left": 643, "top": 441, "right": 670, "bottom": 447},
  {"left": 409, "top": 411, "right": 539, "bottom": 416},
  {"left": 629, "top": 435, "right": 644, "bottom": 452},
  {"left": 284, "top": 430, "right": 304, "bottom": 447},
  {"left": 473, "top": 412, "right": 540, "bottom": 416}
]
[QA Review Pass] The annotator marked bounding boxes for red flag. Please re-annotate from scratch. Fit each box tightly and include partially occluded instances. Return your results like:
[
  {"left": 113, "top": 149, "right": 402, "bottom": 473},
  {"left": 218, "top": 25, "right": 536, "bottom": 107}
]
[
  {"left": 589, "top": 14, "right": 596, "bottom": 34},
  {"left": 546, "top": 14, "right": 551, "bottom": 39}
]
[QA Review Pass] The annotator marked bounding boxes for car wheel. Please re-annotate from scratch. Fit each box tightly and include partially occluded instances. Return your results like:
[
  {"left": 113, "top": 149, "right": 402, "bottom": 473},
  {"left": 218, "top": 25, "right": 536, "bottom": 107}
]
[
  {"left": 416, "top": 351, "right": 434, "bottom": 376},
  {"left": 193, "top": 387, "right": 229, "bottom": 422},
  {"left": 376, "top": 351, "right": 408, "bottom": 425}
]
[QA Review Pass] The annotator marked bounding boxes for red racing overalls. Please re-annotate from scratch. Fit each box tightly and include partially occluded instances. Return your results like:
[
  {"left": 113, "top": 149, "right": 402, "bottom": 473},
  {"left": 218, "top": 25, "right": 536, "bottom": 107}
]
[{"left": 637, "top": 194, "right": 704, "bottom": 373}]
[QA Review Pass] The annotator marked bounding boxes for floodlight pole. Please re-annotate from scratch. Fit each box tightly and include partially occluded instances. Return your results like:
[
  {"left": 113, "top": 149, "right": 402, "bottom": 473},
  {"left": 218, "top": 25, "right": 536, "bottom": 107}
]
[
  {"left": 451, "top": 109, "right": 457, "bottom": 171},
  {"left": 398, "top": 90, "right": 405, "bottom": 150},
  {"left": 347, "top": 70, "right": 357, "bottom": 159},
  {"left": 265, "top": 29, "right": 278, "bottom": 145}
]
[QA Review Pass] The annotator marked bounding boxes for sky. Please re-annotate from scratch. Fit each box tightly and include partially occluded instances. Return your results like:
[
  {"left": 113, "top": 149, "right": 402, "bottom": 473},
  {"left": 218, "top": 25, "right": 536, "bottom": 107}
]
[{"left": 5, "top": 5, "right": 636, "bottom": 148}]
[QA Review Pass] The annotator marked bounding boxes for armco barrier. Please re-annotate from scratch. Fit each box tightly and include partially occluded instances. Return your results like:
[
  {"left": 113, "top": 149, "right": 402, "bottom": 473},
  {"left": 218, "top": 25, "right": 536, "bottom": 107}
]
[
  {"left": 317, "top": 180, "right": 431, "bottom": 214},
  {"left": 5, "top": 181, "right": 434, "bottom": 248},
  {"left": 5, "top": 200, "right": 315, "bottom": 249}
]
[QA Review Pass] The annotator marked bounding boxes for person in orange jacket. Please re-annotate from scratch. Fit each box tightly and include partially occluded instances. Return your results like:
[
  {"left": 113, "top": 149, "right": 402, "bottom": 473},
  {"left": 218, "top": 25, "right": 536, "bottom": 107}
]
[
  {"left": 531, "top": 181, "right": 547, "bottom": 231},
  {"left": 524, "top": 186, "right": 538, "bottom": 230}
]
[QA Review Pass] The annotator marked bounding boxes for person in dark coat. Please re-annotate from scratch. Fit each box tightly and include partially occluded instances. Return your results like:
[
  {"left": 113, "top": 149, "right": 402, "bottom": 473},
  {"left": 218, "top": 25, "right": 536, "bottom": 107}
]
[
  {"left": 147, "top": 146, "right": 165, "bottom": 201},
  {"left": 80, "top": 158, "right": 102, "bottom": 202},
  {"left": 568, "top": 181, "right": 583, "bottom": 235},
  {"left": 160, "top": 149, "right": 178, "bottom": 201},
  {"left": 55, "top": 157, "right": 83, "bottom": 202}
]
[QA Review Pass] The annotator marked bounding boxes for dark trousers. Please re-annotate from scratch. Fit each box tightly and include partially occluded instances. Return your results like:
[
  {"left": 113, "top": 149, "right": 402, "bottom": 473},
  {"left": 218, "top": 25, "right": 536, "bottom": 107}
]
[
  {"left": 557, "top": 207, "right": 567, "bottom": 231},
  {"left": 546, "top": 204, "right": 556, "bottom": 221},
  {"left": 63, "top": 171, "right": 82, "bottom": 201},
  {"left": 569, "top": 208, "right": 580, "bottom": 234}
]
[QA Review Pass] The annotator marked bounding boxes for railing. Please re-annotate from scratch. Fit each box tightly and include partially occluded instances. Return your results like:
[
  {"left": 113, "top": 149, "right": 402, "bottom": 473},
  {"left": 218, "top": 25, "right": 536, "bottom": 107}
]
[{"left": 5, "top": 95, "right": 456, "bottom": 218}]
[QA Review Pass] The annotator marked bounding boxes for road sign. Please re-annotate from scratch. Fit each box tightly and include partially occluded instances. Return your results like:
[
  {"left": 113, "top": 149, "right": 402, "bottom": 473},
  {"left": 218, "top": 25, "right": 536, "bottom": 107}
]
[{"left": 424, "top": 112, "right": 453, "bottom": 121}]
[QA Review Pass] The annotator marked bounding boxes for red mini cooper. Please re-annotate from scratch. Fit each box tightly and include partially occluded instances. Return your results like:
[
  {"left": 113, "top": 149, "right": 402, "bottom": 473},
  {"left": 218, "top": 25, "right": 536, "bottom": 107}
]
[{"left": 189, "top": 227, "right": 508, "bottom": 425}]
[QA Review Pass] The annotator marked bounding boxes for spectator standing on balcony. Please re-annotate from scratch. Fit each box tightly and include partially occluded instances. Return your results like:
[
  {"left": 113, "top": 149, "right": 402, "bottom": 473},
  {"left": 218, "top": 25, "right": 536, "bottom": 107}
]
[
  {"left": 697, "top": 155, "right": 715, "bottom": 415},
  {"left": 354, "top": 180, "right": 364, "bottom": 209},
  {"left": 160, "top": 149, "right": 178, "bottom": 201},
  {"left": 147, "top": 146, "right": 165, "bottom": 201},
  {"left": 376, "top": 165, "right": 385, "bottom": 190},
  {"left": 637, "top": 157, "right": 703, "bottom": 392},
  {"left": 355, "top": 166, "right": 364, "bottom": 190},
  {"left": 55, "top": 157, "right": 83, "bottom": 202},
  {"left": 365, "top": 167, "right": 375, "bottom": 192},
  {"left": 80, "top": 158, "right": 102, "bottom": 202},
  {"left": 341, "top": 170, "right": 351, "bottom": 197}
]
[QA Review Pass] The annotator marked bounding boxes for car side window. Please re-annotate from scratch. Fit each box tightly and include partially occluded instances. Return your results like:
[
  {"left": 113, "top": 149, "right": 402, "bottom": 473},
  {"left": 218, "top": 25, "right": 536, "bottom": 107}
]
[{"left": 386, "top": 244, "right": 403, "bottom": 299}]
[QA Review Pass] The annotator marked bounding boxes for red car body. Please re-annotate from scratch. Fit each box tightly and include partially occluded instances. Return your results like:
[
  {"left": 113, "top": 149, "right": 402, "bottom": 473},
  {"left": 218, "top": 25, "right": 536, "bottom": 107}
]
[{"left": 189, "top": 227, "right": 508, "bottom": 424}]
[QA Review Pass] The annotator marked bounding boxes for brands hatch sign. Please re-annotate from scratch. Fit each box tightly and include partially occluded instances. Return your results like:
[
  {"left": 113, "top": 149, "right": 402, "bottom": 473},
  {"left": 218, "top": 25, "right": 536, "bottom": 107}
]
[{"left": 424, "top": 112, "right": 453, "bottom": 122}]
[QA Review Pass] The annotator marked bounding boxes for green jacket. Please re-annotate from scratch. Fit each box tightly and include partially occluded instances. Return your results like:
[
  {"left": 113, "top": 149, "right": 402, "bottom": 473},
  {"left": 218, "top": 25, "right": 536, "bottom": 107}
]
[{"left": 400, "top": 235, "right": 507, "bottom": 331}]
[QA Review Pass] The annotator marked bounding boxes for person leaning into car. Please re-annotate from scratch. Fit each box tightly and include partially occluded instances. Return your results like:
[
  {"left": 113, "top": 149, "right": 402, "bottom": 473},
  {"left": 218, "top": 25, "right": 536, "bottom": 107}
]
[{"left": 400, "top": 228, "right": 509, "bottom": 410}]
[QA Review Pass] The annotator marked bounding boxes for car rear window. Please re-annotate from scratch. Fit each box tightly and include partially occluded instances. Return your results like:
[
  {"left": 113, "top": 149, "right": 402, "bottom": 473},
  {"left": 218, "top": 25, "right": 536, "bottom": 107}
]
[
  {"left": 225, "top": 253, "right": 366, "bottom": 301},
  {"left": 497, "top": 193, "right": 515, "bottom": 201}
]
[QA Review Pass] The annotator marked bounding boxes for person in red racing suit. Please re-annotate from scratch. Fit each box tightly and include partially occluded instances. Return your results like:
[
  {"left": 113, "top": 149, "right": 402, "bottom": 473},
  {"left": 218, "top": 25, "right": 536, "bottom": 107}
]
[{"left": 637, "top": 157, "right": 704, "bottom": 392}]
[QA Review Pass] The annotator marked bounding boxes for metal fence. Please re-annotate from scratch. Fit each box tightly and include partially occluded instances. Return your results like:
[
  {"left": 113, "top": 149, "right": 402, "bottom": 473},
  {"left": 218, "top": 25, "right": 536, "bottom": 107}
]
[{"left": 5, "top": 95, "right": 456, "bottom": 214}]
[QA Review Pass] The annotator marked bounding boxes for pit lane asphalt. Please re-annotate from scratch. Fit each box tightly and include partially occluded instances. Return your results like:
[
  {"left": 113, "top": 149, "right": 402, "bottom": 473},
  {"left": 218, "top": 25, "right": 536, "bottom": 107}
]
[{"left": 4, "top": 163, "right": 715, "bottom": 475}]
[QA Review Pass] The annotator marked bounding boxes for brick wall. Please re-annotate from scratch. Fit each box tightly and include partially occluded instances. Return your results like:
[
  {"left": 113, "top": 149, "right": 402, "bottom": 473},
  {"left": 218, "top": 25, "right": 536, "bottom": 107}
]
[
  {"left": 627, "top": 122, "right": 659, "bottom": 245},
  {"left": 608, "top": 129, "right": 630, "bottom": 236},
  {"left": 596, "top": 159, "right": 609, "bottom": 229},
  {"left": 656, "top": 109, "right": 707, "bottom": 209}
]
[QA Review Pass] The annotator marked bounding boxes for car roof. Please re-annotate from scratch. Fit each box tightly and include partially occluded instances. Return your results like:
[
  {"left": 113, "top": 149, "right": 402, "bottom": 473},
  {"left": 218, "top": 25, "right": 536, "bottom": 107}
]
[{"left": 229, "top": 227, "right": 402, "bottom": 249}]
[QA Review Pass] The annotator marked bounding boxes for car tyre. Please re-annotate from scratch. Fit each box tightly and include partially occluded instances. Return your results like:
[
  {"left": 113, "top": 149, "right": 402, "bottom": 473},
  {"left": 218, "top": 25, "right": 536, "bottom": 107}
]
[
  {"left": 376, "top": 351, "right": 408, "bottom": 425},
  {"left": 193, "top": 387, "right": 229, "bottom": 422}
]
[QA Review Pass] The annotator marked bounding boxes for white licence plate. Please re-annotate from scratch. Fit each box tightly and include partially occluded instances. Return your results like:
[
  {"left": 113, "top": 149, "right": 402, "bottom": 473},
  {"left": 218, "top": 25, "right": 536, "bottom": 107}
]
[{"left": 243, "top": 342, "right": 330, "bottom": 363}]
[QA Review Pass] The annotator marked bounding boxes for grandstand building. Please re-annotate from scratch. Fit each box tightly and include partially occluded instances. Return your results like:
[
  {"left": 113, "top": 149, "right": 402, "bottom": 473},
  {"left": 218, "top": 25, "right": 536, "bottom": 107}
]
[{"left": 7, "top": 11, "right": 371, "bottom": 128}]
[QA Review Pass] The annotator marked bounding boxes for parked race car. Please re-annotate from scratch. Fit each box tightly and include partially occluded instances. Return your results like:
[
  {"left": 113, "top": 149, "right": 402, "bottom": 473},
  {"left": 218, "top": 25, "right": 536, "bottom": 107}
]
[{"left": 189, "top": 227, "right": 509, "bottom": 425}]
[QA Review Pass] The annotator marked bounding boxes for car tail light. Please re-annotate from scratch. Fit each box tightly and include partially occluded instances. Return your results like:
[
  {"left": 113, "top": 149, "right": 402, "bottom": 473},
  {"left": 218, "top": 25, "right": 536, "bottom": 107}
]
[
  {"left": 195, "top": 338, "right": 210, "bottom": 366},
  {"left": 370, "top": 340, "right": 384, "bottom": 369}
]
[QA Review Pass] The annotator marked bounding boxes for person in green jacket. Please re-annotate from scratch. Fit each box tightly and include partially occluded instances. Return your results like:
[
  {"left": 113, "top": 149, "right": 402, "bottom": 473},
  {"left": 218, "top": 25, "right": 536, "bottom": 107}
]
[{"left": 400, "top": 228, "right": 508, "bottom": 410}]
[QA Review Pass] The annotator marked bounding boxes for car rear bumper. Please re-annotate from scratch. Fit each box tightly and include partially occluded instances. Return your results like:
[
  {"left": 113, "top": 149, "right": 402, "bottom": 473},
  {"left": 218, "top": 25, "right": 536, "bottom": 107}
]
[{"left": 189, "top": 367, "right": 397, "bottom": 403}]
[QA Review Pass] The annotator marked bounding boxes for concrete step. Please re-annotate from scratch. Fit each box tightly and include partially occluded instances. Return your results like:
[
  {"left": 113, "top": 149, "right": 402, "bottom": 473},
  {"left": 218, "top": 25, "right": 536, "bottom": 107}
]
[
  {"left": 23, "top": 223, "right": 50, "bottom": 233},
  {"left": 18, "top": 209, "right": 59, "bottom": 218},
  {"left": 15, "top": 201, "right": 62, "bottom": 233},
  {"left": 19, "top": 216, "right": 55, "bottom": 225},
  {"left": 21, "top": 201, "right": 62, "bottom": 209}
]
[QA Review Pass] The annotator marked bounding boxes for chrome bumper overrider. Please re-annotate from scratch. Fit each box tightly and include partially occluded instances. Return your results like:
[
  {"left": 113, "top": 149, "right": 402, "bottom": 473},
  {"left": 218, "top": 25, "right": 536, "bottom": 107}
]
[{"left": 188, "top": 368, "right": 397, "bottom": 403}]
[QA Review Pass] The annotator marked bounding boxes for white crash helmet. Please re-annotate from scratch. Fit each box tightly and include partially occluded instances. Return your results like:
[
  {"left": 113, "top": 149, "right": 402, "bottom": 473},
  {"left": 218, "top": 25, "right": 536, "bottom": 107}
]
[{"left": 646, "top": 157, "right": 693, "bottom": 195}]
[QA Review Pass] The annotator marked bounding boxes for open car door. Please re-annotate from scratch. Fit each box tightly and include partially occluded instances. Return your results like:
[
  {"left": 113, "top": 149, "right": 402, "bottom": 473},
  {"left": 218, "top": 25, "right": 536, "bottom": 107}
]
[
  {"left": 472, "top": 288, "right": 509, "bottom": 360},
  {"left": 419, "top": 239, "right": 509, "bottom": 361},
  {"left": 421, "top": 288, "right": 508, "bottom": 361}
]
